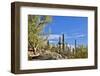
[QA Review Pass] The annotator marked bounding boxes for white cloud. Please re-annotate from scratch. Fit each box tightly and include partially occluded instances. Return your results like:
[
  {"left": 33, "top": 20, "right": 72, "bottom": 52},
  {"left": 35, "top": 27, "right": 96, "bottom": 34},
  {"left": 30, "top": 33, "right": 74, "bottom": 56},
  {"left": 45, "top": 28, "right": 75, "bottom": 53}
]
[
  {"left": 43, "top": 33, "right": 86, "bottom": 40},
  {"left": 49, "top": 40, "right": 58, "bottom": 43},
  {"left": 48, "top": 34, "right": 61, "bottom": 40},
  {"left": 65, "top": 34, "right": 86, "bottom": 39},
  {"left": 75, "top": 34, "right": 86, "bottom": 38}
]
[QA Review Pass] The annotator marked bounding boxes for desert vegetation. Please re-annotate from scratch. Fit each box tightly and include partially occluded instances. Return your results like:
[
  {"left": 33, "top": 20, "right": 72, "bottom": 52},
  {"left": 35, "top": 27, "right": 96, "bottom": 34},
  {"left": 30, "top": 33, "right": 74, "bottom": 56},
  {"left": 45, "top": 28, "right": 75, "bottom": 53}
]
[{"left": 28, "top": 15, "right": 88, "bottom": 60}]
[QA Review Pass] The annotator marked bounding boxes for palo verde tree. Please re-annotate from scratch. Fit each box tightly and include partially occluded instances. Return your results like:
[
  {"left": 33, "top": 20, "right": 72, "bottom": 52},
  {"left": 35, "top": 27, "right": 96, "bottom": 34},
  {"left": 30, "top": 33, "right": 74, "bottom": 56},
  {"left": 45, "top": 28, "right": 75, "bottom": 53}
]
[{"left": 28, "top": 15, "right": 52, "bottom": 54}]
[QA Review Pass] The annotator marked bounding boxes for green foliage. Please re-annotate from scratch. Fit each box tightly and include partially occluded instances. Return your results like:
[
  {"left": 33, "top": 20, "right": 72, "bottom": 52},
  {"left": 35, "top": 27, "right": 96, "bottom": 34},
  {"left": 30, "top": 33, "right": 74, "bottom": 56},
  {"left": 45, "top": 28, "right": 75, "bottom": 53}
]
[
  {"left": 73, "top": 45, "right": 88, "bottom": 58},
  {"left": 28, "top": 15, "right": 52, "bottom": 50}
]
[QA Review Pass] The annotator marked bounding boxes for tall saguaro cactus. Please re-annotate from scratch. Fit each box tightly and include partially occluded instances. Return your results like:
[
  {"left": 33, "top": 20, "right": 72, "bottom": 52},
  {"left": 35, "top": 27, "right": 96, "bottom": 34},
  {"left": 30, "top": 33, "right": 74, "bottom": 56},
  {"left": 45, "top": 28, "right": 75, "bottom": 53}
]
[
  {"left": 58, "top": 36, "right": 61, "bottom": 52},
  {"left": 75, "top": 39, "right": 77, "bottom": 54},
  {"left": 62, "top": 34, "right": 65, "bottom": 51}
]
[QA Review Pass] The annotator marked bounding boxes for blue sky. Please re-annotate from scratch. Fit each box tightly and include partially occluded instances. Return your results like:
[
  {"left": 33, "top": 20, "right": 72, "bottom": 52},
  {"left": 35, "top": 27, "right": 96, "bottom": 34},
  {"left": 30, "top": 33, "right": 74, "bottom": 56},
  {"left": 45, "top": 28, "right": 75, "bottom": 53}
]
[{"left": 43, "top": 16, "right": 88, "bottom": 46}]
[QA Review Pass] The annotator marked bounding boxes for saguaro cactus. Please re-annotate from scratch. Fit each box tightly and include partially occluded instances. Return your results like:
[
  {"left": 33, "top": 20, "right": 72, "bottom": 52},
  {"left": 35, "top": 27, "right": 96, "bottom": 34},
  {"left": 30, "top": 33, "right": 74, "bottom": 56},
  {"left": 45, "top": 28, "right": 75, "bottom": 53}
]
[
  {"left": 62, "top": 34, "right": 65, "bottom": 51},
  {"left": 75, "top": 39, "right": 77, "bottom": 54},
  {"left": 58, "top": 36, "right": 61, "bottom": 52},
  {"left": 47, "top": 40, "right": 49, "bottom": 47}
]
